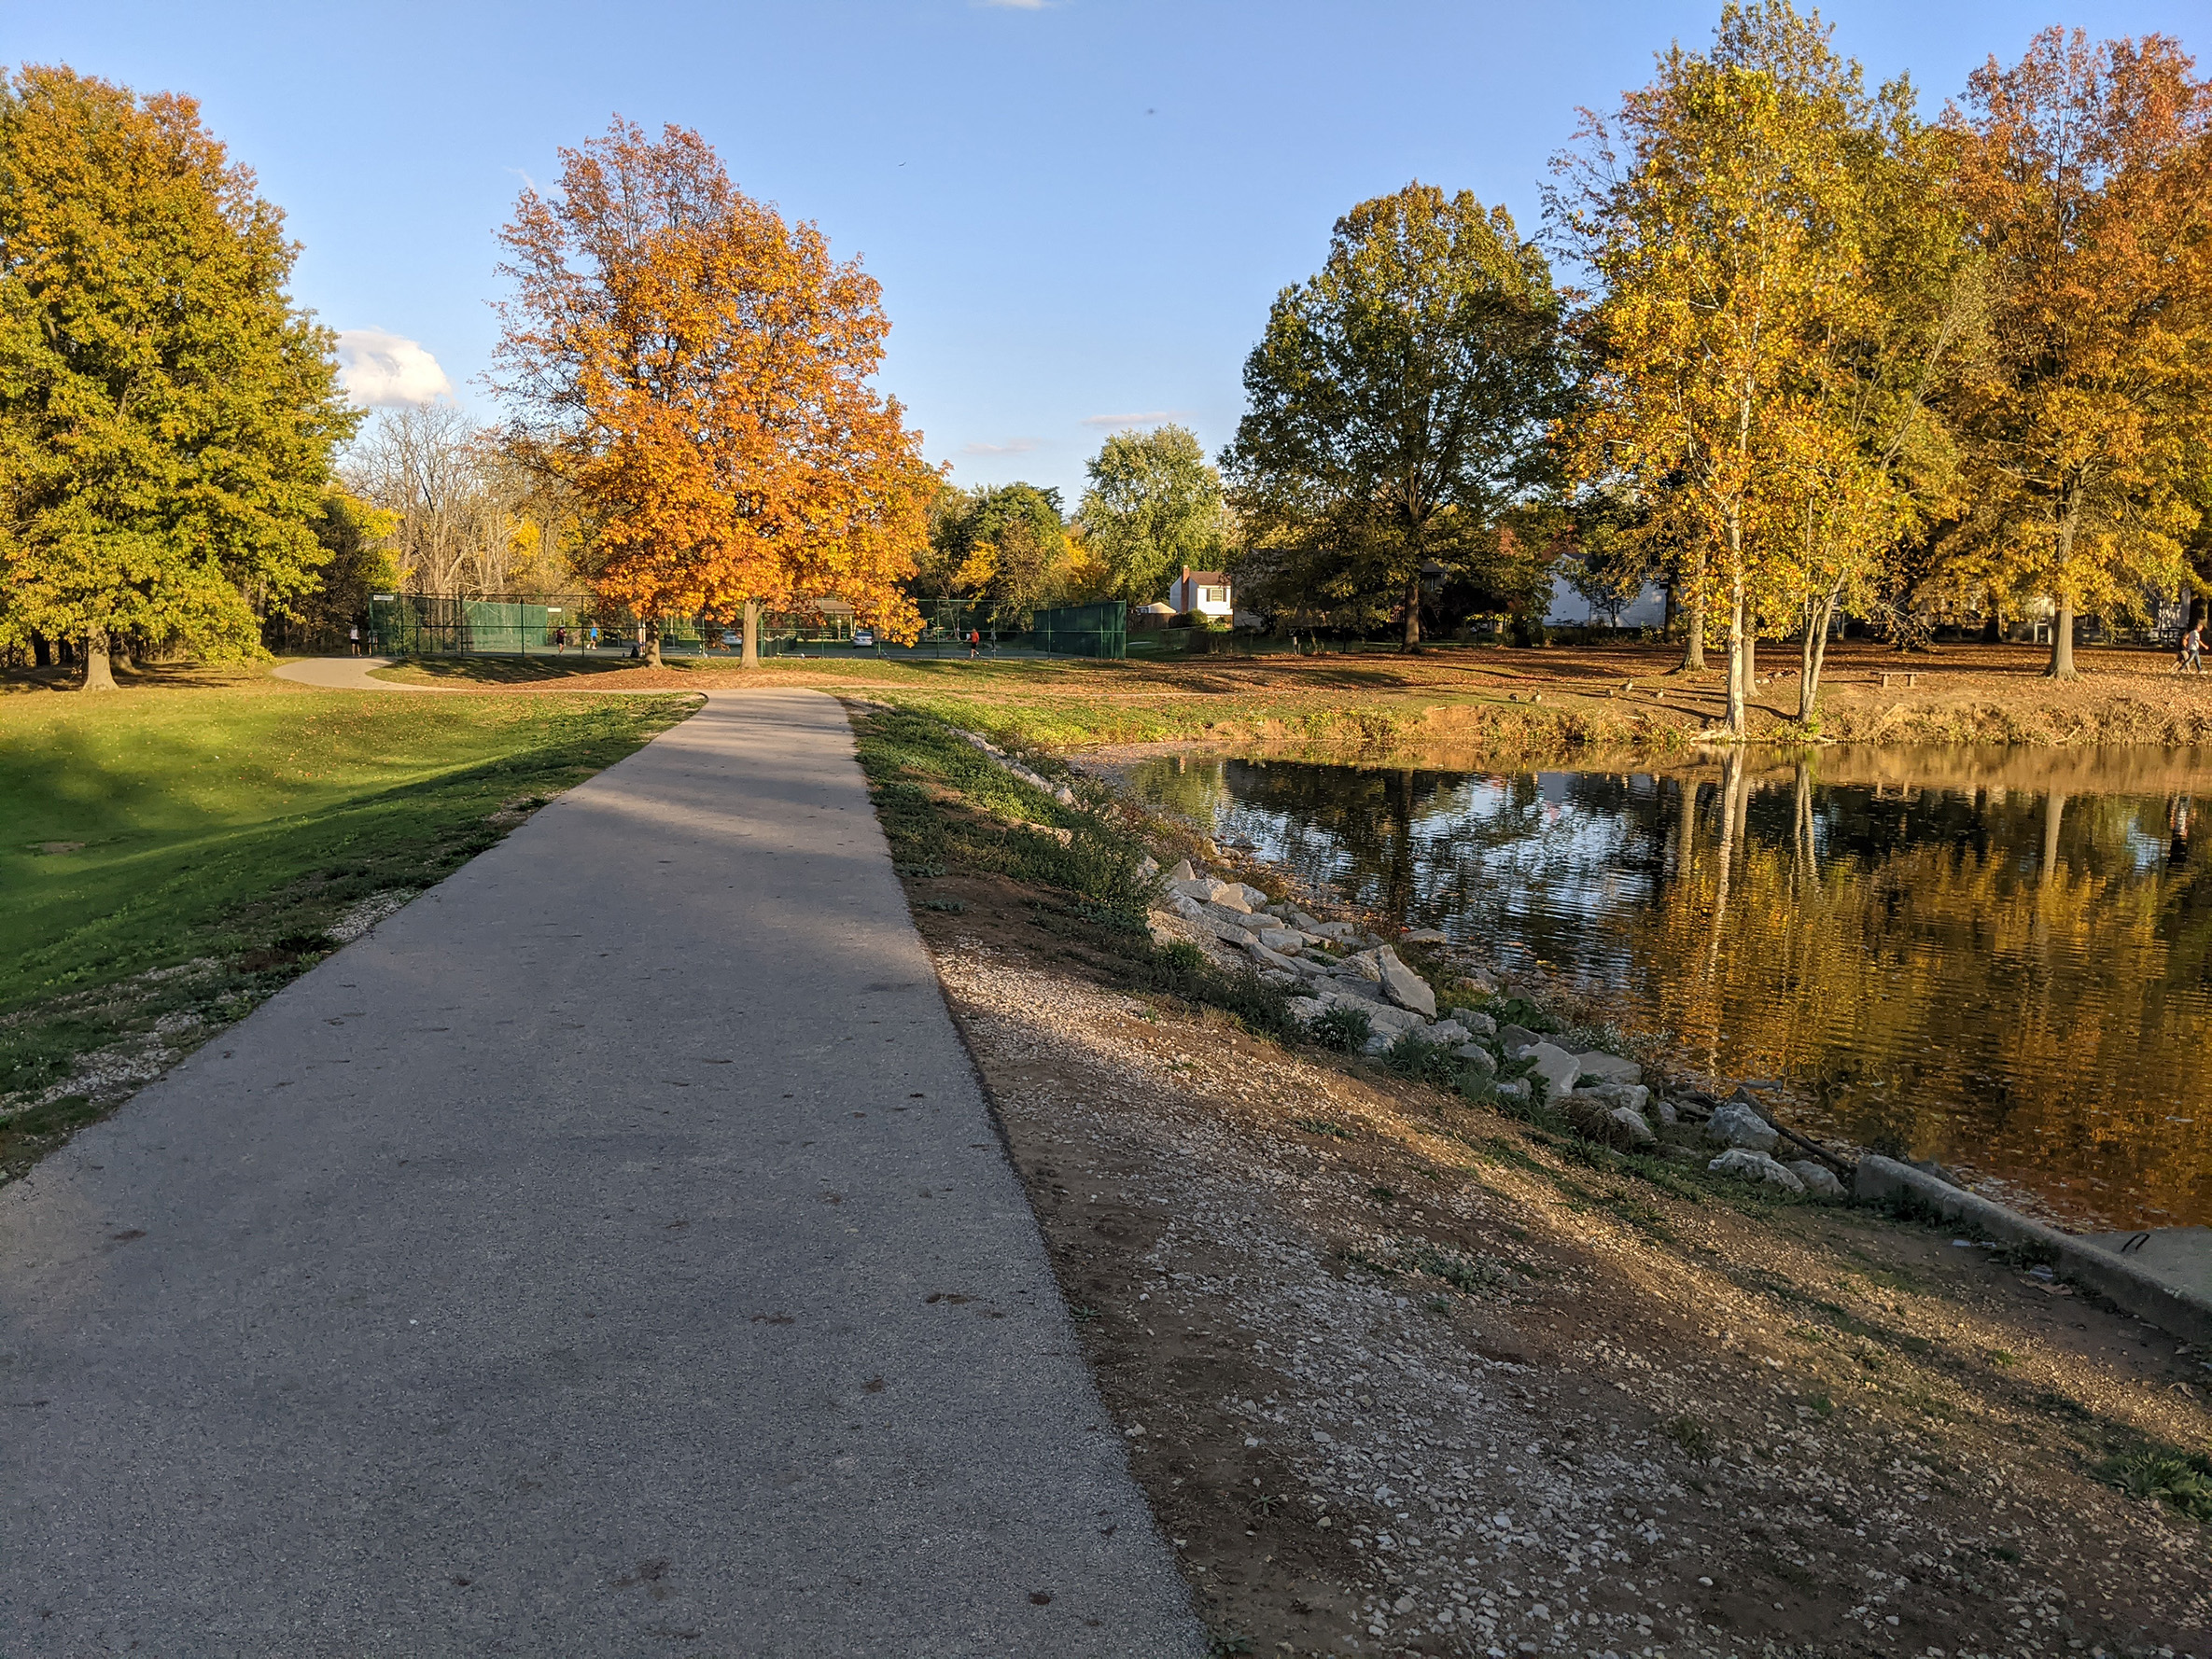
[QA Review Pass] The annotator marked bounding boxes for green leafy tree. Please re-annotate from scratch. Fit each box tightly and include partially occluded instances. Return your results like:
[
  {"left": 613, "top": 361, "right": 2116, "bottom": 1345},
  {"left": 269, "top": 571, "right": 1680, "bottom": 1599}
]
[
  {"left": 1225, "top": 182, "right": 1574, "bottom": 648},
  {"left": 265, "top": 489, "right": 398, "bottom": 652},
  {"left": 0, "top": 64, "right": 356, "bottom": 689},
  {"left": 1078, "top": 424, "right": 1229, "bottom": 604},
  {"left": 927, "top": 482, "right": 1068, "bottom": 629}
]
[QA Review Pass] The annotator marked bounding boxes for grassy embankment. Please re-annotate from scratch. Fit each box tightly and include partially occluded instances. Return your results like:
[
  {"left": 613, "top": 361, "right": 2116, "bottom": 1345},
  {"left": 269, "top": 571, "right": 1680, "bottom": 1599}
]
[
  {"left": 0, "top": 675, "right": 696, "bottom": 1179},
  {"left": 379, "top": 636, "right": 2212, "bottom": 756}
]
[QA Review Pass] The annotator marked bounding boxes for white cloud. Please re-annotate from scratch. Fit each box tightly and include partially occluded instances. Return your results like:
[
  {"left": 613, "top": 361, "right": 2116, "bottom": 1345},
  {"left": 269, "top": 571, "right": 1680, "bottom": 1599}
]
[
  {"left": 960, "top": 437, "right": 1042, "bottom": 456},
  {"left": 336, "top": 328, "right": 455, "bottom": 408},
  {"left": 1081, "top": 410, "right": 1181, "bottom": 427},
  {"left": 975, "top": 0, "right": 1050, "bottom": 8}
]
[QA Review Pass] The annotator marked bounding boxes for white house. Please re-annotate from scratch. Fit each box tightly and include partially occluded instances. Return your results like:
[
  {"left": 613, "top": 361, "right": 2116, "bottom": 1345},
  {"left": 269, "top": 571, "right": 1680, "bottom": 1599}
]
[{"left": 1168, "top": 567, "right": 1233, "bottom": 619}]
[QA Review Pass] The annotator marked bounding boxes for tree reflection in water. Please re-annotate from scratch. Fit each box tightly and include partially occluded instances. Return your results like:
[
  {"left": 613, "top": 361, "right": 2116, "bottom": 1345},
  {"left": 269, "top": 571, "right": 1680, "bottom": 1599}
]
[{"left": 1126, "top": 747, "right": 2212, "bottom": 1230}]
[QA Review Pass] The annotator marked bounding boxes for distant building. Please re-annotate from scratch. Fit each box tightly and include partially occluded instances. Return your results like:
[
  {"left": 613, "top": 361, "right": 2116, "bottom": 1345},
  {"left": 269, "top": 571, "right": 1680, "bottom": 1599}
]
[
  {"left": 1169, "top": 567, "right": 1233, "bottom": 619},
  {"left": 1543, "top": 572, "right": 1669, "bottom": 629}
]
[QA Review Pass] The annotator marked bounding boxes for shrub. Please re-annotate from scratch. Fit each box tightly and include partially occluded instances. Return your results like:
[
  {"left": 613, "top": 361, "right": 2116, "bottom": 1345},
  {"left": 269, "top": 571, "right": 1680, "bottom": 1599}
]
[{"left": 1305, "top": 1004, "right": 1373, "bottom": 1053}]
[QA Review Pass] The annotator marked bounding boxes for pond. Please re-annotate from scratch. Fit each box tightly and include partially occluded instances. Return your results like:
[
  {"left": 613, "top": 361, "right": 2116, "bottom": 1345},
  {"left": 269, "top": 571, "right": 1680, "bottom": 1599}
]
[{"left": 1123, "top": 746, "right": 2212, "bottom": 1232}]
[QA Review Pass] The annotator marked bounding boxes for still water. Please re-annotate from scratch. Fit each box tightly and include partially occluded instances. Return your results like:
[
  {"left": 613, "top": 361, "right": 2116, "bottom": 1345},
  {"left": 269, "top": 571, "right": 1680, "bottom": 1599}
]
[{"left": 1125, "top": 746, "right": 2212, "bottom": 1231}]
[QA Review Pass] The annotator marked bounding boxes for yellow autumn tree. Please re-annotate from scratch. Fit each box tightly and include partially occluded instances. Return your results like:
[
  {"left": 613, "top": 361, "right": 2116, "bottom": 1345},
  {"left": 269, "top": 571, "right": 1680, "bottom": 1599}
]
[
  {"left": 490, "top": 118, "right": 932, "bottom": 665},
  {"left": 1553, "top": 3, "right": 1871, "bottom": 734}
]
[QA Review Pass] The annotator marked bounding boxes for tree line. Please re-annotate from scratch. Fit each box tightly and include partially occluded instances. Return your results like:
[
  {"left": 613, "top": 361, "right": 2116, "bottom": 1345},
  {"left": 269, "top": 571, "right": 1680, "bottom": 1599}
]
[
  {"left": 5, "top": 10, "right": 2207, "bottom": 710},
  {"left": 1226, "top": 7, "right": 2212, "bottom": 734}
]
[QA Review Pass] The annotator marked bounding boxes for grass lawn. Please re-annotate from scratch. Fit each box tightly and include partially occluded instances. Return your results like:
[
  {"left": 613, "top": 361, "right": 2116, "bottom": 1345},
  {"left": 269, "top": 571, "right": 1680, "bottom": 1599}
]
[
  {"left": 371, "top": 636, "right": 2212, "bottom": 753},
  {"left": 0, "top": 678, "right": 697, "bottom": 1179}
]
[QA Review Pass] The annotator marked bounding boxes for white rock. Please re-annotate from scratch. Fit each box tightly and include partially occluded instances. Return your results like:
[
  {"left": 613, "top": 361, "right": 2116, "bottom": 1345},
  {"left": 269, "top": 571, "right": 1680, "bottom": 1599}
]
[
  {"left": 1290, "top": 910, "right": 1325, "bottom": 932},
  {"left": 1402, "top": 927, "right": 1449, "bottom": 944},
  {"left": 1449, "top": 1008, "right": 1497, "bottom": 1038},
  {"left": 1167, "top": 857, "right": 1195, "bottom": 883},
  {"left": 1524, "top": 1041, "right": 1582, "bottom": 1105},
  {"left": 1138, "top": 853, "right": 1159, "bottom": 879},
  {"left": 1455, "top": 1045, "right": 1498, "bottom": 1081},
  {"left": 1231, "top": 882, "right": 1270, "bottom": 909},
  {"left": 1575, "top": 1051, "right": 1642, "bottom": 1085},
  {"left": 1362, "top": 1031, "right": 1394, "bottom": 1055},
  {"left": 1344, "top": 950, "right": 1384, "bottom": 983},
  {"left": 1288, "top": 996, "right": 1328, "bottom": 1022},
  {"left": 1607, "top": 1107, "right": 1658, "bottom": 1148},
  {"left": 1704, "top": 1101, "right": 1779, "bottom": 1152},
  {"left": 1203, "top": 901, "right": 1267, "bottom": 933},
  {"left": 1243, "top": 937, "right": 1306, "bottom": 974},
  {"left": 1425, "top": 1019, "right": 1472, "bottom": 1045},
  {"left": 1257, "top": 927, "right": 1304, "bottom": 953},
  {"left": 1207, "top": 884, "right": 1252, "bottom": 913},
  {"left": 1376, "top": 947, "right": 1437, "bottom": 1018},
  {"left": 1365, "top": 1003, "right": 1423, "bottom": 1036},
  {"left": 1709, "top": 1147, "right": 1805, "bottom": 1193},
  {"left": 1493, "top": 1078, "right": 1531, "bottom": 1105},
  {"left": 1576, "top": 1080, "right": 1649, "bottom": 1115},
  {"left": 1787, "top": 1159, "right": 1846, "bottom": 1199},
  {"left": 1654, "top": 1099, "right": 1679, "bottom": 1125}
]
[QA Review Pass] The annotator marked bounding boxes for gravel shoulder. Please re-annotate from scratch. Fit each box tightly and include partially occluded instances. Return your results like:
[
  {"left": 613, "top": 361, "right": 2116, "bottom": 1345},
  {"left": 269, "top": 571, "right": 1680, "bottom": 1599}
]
[{"left": 923, "top": 937, "right": 2211, "bottom": 1657}]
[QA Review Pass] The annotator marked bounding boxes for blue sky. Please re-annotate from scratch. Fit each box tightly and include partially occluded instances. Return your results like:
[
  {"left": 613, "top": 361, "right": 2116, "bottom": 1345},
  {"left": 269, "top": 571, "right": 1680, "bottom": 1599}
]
[{"left": 11, "top": 1, "right": 2203, "bottom": 502}]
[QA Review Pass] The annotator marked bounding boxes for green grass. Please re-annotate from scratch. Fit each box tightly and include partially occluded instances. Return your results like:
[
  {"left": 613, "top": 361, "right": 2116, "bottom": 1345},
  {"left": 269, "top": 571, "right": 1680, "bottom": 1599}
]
[{"left": 0, "top": 684, "right": 695, "bottom": 1177}]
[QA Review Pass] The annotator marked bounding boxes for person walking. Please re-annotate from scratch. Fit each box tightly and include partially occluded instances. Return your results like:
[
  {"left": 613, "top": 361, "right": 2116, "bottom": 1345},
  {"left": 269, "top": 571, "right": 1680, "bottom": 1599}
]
[
  {"left": 347, "top": 623, "right": 359, "bottom": 656},
  {"left": 967, "top": 628, "right": 980, "bottom": 660},
  {"left": 2186, "top": 622, "right": 2205, "bottom": 675}
]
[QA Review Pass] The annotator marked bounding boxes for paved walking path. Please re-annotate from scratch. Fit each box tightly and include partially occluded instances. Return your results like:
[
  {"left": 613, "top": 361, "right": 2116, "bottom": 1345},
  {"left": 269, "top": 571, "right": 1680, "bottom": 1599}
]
[{"left": 2, "top": 690, "right": 1201, "bottom": 1656}]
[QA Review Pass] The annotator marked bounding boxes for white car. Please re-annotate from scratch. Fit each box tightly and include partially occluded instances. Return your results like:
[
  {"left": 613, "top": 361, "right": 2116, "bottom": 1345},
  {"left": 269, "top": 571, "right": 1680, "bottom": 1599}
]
[{"left": 851, "top": 628, "right": 875, "bottom": 648}]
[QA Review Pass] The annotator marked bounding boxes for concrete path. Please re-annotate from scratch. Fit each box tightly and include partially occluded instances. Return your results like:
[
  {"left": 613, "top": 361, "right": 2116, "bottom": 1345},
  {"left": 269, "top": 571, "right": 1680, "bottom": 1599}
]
[
  {"left": 273, "top": 655, "right": 442, "bottom": 690},
  {"left": 1, "top": 690, "right": 1201, "bottom": 1656}
]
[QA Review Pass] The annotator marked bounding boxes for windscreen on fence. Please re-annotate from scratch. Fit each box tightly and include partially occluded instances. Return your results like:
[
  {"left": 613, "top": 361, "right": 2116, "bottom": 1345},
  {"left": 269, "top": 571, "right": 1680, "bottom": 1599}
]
[
  {"left": 1029, "top": 601, "right": 1126, "bottom": 659},
  {"left": 369, "top": 596, "right": 554, "bottom": 655}
]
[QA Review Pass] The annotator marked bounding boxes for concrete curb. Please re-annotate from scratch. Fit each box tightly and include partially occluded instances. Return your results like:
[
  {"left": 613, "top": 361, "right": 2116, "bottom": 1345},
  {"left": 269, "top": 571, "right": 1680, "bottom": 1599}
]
[{"left": 1854, "top": 1155, "right": 2212, "bottom": 1349}]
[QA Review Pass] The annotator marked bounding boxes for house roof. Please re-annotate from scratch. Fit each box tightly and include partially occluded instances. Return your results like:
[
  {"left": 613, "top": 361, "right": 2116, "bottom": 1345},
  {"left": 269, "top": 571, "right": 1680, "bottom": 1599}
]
[{"left": 1182, "top": 571, "right": 1229, "bottom": 586}]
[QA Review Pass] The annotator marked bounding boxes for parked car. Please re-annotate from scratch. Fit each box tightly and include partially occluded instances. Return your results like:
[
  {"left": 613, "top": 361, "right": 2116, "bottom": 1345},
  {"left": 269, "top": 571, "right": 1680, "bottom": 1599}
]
[{"left": 851, "top": 628, "right": 875, "bottom": 648}]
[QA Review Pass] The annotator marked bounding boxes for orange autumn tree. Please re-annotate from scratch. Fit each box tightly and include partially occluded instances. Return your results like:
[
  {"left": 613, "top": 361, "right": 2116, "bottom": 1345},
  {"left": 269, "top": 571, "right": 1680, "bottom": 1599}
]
[
  {"left": 1948, "top": 30, "right": 2212, "bottom": 679},
  {"left": 490, "top": 118, "right": 931, "bottom": 664}
]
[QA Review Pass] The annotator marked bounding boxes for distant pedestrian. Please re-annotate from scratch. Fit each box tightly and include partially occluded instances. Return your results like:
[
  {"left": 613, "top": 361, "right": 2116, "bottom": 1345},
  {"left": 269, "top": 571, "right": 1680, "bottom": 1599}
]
[
  {"left": 967, "top": 628, "right": 980, "bottom": 660},
  {"left": 2187, "top": 624, "right": 2205, "bottom": 675},
  {"left": 347, "top": 623, "right": 359, "bottom": 656}
]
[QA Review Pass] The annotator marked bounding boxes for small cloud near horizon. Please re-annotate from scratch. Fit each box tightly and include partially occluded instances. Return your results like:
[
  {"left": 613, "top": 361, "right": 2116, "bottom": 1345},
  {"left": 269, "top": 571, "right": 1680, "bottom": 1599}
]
[
  {"left": 1081, "top": 410, "right": 1181, "bottom": 427},
  {"left": 336, "top": 329, "right": 454, "bottom": 407},
  {"left": 960, "top": 437, "right": 1042, "bottom": 456},
  {"left": 974, "top": 0, "right": 1050, "bottom": 8}
]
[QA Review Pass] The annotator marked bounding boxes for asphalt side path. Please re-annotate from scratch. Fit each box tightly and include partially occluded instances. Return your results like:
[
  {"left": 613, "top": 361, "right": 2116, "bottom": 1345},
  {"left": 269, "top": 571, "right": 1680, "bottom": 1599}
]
[{"left": 1, "top": 690, "right": 1203, "bottom": 1657}]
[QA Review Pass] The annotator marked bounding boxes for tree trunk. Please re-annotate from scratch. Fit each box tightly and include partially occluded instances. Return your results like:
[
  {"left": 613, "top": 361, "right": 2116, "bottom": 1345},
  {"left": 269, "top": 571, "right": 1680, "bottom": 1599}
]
[
  {"left": 1401, "top": 570, "right": 1421, "bottom": 650},
  {"left": 741, "top": 600, "right": 762, "bottom": 669},
  {"left": 644, "top": 620, "right": 663, "bottom": 669},
  {"left": 1743, "top": 627, "right": 1756, "bottom": 702},
  {"left": 2042, "top": 790, "right": 2066, "bottom": 875},
  {"left": 32, "top": 631, "right": 51, "bottom": 668},
  {"left": 1982, "top": 594, "right": 2002, "bottom": 643},
  {"left": 2046, "top": 592, "right": 2076, "bottom": 679},
  {"left": 1663, "top": 582, "right": 1678, "bottom": 634},
  {"left": 1724, "top": 570, "right": 1747, "bottom": 737},
  {"left": 1799, "top": 588, "right": 1840, "bottom": 723},
  {"left": 1679, "top": 586, "right": 1705, "bottom": 672},
  {"left": 80, "top": 630, "right": 117, "bottom": 692}
]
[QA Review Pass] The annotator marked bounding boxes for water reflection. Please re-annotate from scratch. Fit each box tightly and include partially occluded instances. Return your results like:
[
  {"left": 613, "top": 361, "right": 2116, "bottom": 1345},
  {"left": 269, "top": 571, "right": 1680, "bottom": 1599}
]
[{"left": 1125, "top": 746, "right": 2212, "bottom": 1230}]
